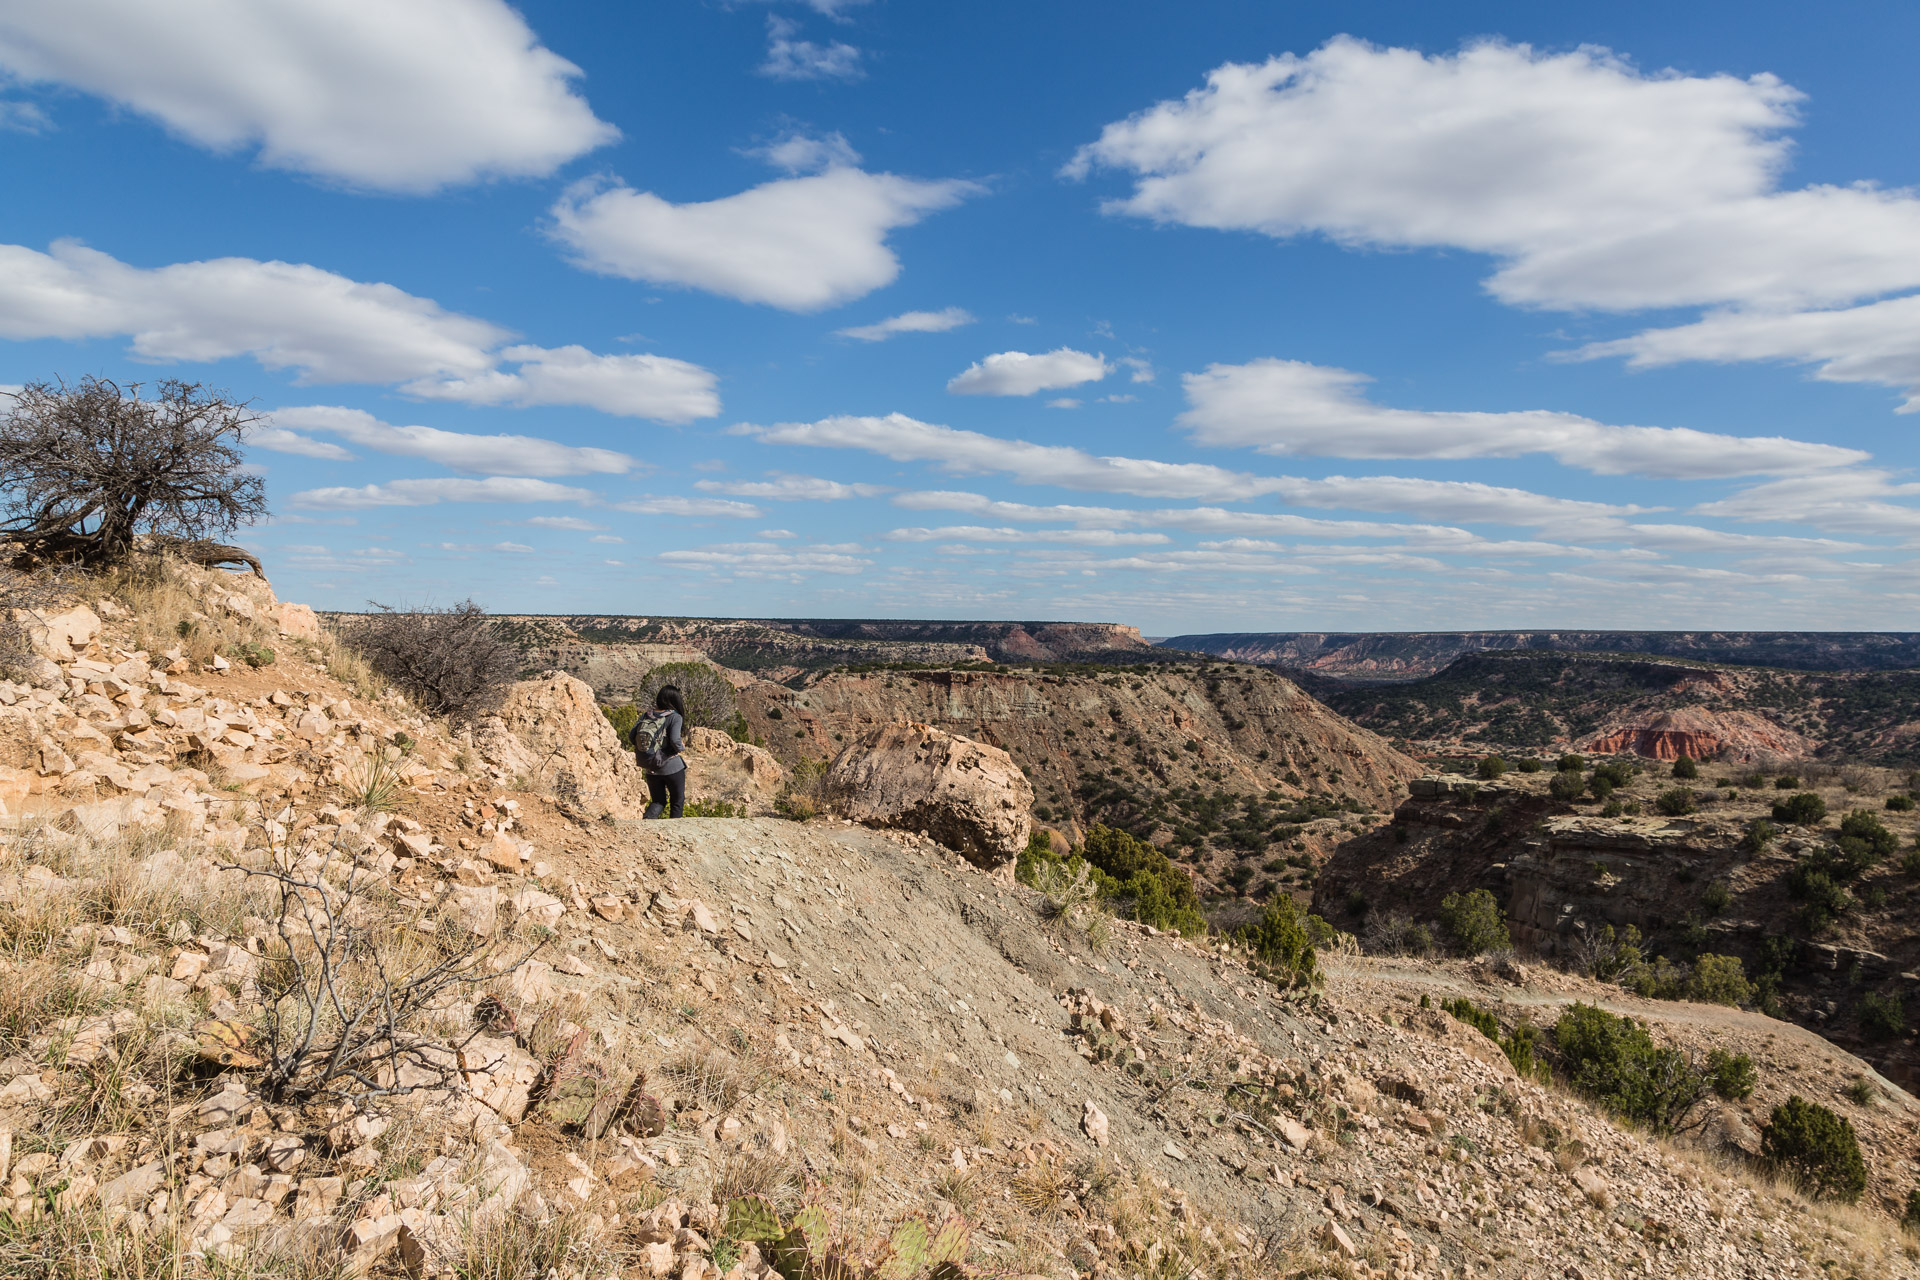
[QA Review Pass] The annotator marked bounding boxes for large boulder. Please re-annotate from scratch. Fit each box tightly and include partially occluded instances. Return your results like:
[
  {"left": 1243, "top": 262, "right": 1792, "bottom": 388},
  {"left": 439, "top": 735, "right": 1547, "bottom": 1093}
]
[
  {"left": 472, "top": 672, "right": 643, "bottom": 818},
  {"left": 826, "top": 722, "right": 1032, "bottom": 869},
  {"left": 11, "top": 603, "right": 101, "bottom": 663},
  {"left": 683, "top": 727, "right": 788, "bottom": 816}
]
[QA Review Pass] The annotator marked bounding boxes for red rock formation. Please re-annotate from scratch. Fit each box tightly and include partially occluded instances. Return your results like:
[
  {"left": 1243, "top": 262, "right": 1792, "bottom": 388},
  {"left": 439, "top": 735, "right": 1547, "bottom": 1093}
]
[{"left": 1579, "top": 707, "right": 1814, "bottom": 763}]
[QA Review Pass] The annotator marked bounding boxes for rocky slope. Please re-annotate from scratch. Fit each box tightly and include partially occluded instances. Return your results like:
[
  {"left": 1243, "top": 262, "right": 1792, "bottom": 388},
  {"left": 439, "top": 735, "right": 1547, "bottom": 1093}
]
[
  {"left": 736, "top": 662, "right": 1422, "bottom": 912},
  {"left": 1, "top": 563, "right": 1917, "bottom": 1278},
  {"left": 1167, "top": 630, "right": 1920, "bottom": 677},
  {"left": 1302, "top": 651, "right": 1920, "bottom": 765},
  {"left": 1314, "top": 768, "right": 1920, "bottom": 1091}
]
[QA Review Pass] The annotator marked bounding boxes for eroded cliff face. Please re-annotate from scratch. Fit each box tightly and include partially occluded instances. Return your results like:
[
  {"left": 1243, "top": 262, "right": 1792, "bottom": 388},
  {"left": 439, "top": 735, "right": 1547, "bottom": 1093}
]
[{"left": 1579, "top": 707, "right": 1818, "bottom": 763}]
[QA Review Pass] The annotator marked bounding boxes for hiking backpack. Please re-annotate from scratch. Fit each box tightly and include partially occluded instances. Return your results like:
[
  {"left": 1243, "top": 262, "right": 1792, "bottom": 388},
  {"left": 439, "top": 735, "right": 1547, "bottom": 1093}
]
[{"left": 629, "top": 709, "right": 675, "bottom": 772}]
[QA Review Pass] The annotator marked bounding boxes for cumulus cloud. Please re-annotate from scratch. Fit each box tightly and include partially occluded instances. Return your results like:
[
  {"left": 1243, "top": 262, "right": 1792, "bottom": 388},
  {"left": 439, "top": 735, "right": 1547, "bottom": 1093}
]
[
  {"left": 0, "top": 0, "right": 615, "bottom": 192},
  {"left": 549, "top": 168, "right": 978, "bottom": 311},
  {"left": 407, "top": 344, "right": 719, "bottom": 422},
  {"left": 612, "top": 496, "right": 763, "bottom": 518},
  {"left": 835, "top": 307, "right": 974, "bottom": 342},
  {"left": 695, "top": 473, "right": 887, "bottom": 500},
  {"left": 947, "top": 348, "right": 1110, "bottom": 395},
  {"left": 1070, "top": 37, "right": 1920, "bottom": 315},
  {"left": 0, "top": 240, "right": 718, "bottom": 419},
  {"left": 885, "top": 526, "right": 1170, "bottom": 546},
  {"left": 249, "top": 426, "right": 353, "bottom": 460},
  {"left": 1572, "top": 295, "right": 1920, "bottom": 413},
  {"left": 659, "top": 541, "right": 872, "bottom": 575},
  {"left": 268, "top": 406, "right": 636, "bottom": 475},
  {"left": 522, "top": 516, "right": 607, "bottom": 531},
  {"left": 1694, "top": 469, "right": 1920, "bottom": 535},
  {"left": 759, "top": 16, "right": 862, "bottom": 82},
  {"left": 1179, "top": 358, "right": 1865, "bottom": 477},
  {"left": 289, "top": 476, "right": 595, "bottom": 509},
  {"left": 750, "top": 129, "right": 860, "bottom": 175}
]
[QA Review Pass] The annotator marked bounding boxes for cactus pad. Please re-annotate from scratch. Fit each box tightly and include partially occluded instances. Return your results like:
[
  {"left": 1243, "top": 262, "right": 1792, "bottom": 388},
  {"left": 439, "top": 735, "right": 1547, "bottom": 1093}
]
[
  {"left": 927, "top": 1215, "right": 969, "bottom": 1266},
  {"left": 725, "top": 1195, "right": 784, "bottom": 1243}
]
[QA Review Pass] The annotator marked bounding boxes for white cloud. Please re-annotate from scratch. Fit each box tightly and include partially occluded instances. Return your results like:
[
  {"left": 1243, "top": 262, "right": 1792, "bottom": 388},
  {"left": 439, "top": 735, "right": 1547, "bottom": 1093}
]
[
  {"left": 549, "top": 168, "right": 978, "bottom": 311},
  {"left": 750, "top": 129, "right": 861, "bottom": 175},
  {"left": 1119, "top": 357, "right": 1154, "bottom": 384},
  {"left": 1046, "top": 398, "right": 1081, "bottom": 410},
  {"left": 0, "top": 0, "right": 615, "bottom": 192},
  {"left": 835, "top": 307, "right": 974, "bottom": 342},
  {"left": 947, "top": 348, "right": 1110, "bottom": 395},
  {"left": 886, "top": 526, "right": 1171, "bottom": 547},
  {"left": 612, "top": 496, "right": 763, "bottom": 518},
  {"left": 1071, "top": 37, "right": 1920, "bottom": 313},
  {"left": 759, "top": 17, "right": 862, "bottom": 82},
  {"left": 659, "top": 541, "right": 872, "bottom": 575},
  {"left": 407, "top": 344, "right": 719, "bottom": 422},
  {"left": 492, "top": 541, "right": 535, "bottom": 553},
  {"left": 290, "top": 476, "right": 595, "bottom": 509},
  {"left": 1694, "top": 470, "right": 1920, "bottom": 536},
  {"left": 759, "top": 529, "right": 797, "bottom": 539},
  {"left": 589, "top": 534, "right": 625, "bottom": 544},
  {"left": 524, "top": 516, "right": 606, "bottom": 532},
  {"left": 1572, "top": 295, "right": 1920, "bottom": 413},
  {"left": 250, "top": 425, "right": 354, "bottom": 460},
  {"left": 270, "top": 406, "right": 636, "bottom": 475},
  {"left": 0, "top": 98, "right": 47, "bottom": 132},
  {"left": 0, "top": 240, "right": 717, "bottom": 418},
  {"left": 695, "top": 473, "right": 887, "bottom": 500},
  {"left": 1180, "top": 358, "right": 1865, "bottom": 477}
]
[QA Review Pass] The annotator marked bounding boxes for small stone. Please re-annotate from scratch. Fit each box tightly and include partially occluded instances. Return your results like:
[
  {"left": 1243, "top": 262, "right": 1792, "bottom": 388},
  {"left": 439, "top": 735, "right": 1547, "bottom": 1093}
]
[
  {"left": 1081, "top": 1100, "right": 1110, "bottom": 1148},
  {"left": 1163, "top": 1141, "right": 1186, "bottom": 1161}
]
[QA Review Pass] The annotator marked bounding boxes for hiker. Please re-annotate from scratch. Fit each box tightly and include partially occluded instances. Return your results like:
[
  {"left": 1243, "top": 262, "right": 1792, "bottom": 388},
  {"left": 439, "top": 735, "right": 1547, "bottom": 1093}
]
[{"left": 631, "top": 685, "right": 688, "bottom": 818}]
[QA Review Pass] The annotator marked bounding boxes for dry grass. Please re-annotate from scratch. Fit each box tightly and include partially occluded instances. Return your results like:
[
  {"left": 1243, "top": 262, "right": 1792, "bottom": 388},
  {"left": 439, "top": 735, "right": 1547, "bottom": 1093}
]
[
  {"left": 713, "top": 1146, "right": 803, "bottom": 1210},
  {"left": 0, "top": 1204, "right": 350, "bottom": 1280},
  {"left": 451, "top": 1201, "right": 614, "bottom": 1280},
  {"left": 659, "top": 1046, "right": 754, "bottom": 1112},
  {"left": 98, "top": 558, "right": 278, "bottom": 669}
]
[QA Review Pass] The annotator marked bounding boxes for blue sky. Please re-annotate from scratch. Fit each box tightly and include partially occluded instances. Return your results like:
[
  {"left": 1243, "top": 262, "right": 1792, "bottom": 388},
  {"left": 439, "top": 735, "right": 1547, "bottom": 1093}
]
[{"left": 4, "top": 0, "right": 1919, "bottom": 633}]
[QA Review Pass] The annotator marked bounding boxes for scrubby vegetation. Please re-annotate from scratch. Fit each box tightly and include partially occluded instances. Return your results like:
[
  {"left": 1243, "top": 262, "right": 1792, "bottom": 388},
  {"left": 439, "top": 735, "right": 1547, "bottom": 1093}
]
[
  {"left": 1018, "top": 824, "right": 1207, "bottom": 937},
  {"left": 342, "top": 599, "right": 520, "bottom": 723},
  {"left": 1762, "top": 1096, "right": 1868, "bottom": 1203},
  {"left": 1552, "top": 1003, "right": 1708, "bottom": 1135},
  {"left": 1437, "top": 888, "right": 1509, "bottom": 956}
]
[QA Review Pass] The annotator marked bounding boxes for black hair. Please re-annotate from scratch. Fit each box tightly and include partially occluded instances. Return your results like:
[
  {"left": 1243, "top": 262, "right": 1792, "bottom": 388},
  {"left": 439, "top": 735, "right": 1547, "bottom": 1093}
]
[{"left": 655, "top": 685, "right": 687, "bottom": 717}]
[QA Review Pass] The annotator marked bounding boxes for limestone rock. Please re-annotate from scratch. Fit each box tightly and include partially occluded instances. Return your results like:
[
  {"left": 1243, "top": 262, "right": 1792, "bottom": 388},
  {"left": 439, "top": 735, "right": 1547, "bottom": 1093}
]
[
  {"left": 277, "top": 602, "right": 323, "bottom": 641},
  {"left": 1081, "top": 1099, "right": 1109, "bottom": 1147},
  {"left": 826, "top": 722, "right": 1033, "bottom": 868},
  {"left": 682, "top": 726, "right": 788, "bottom": 815},
  {"left": 473, "top": 672, "right": 641, "bottom": 818}
]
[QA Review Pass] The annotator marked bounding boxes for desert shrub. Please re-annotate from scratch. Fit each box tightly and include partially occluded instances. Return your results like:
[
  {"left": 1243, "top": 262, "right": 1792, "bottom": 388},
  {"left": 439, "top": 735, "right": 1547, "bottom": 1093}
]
[
  {"left": 1477, "top": 754, "right": 1507, "bottom": 781},
  {"left": 1441, "top": 997, "right": 1544, "bottom": 1080},
  {"left": 1592, "top": 760, "right": 1637, "bottom": 788},
  {"left": 1701, "top": 882, "right": 1731, "bottom": 915},
  {"left": 1620, "top": 953, "right": 1688, "bottom": 1000},
  {"left": 1517, "top": 757, "right": 1543, "bottom": 773},
  {"left": 344, "top": 600, "right": 519, "bottom": 723},
  {"left": 1671, "top": 755, "right": 1699, "bottom": 779},
  {"left": 1601, "top": 799, "right": 1625, "bottom": 817},
  {"left": 683, "top": 798, "right": 745, "bottom": 818},
  {"left": 1885, "top": 794, "right": 1916, "bottom": 812},
  {"left": 1077, "top": 825, "right": 1206, "bottom": 937},
  {"left": 1588, "top": 776, "right": 1615, "bottom": 803},
  {"left": 1857, "top": 992, "right": 1905, "bottom": 1042},
  {"left": 1438, "top": 888, "right": 1509, "bottom": 956},
  {"left": 1838, "top": 809, "right": 1897, "bottom": 860},
  {"left": 632, "top": 661, "right": 745, "bottom": 735},
  {"left": 1775, "top": 774, "right": 1801, "bottom": 790},
  {"left": 1572, "top": 922, "right": 1645, "bottom": 982},
  {"left": 1557, "top": 754, "right": 1586, "bottom": 772},
  {"left": 1785, "top": 864, "right": 1852, "bottom": 934},
  {"left": 1904, "top": 849, "right": 1920, "bottom": 877},
  {"left": 774, "top": 758, "right": 834, "bottom": 820},
  {"left": 1772, "top": 792, "right": 1827, "bottom": 826},
  {"left": 1552, "top": 1003, "right": 1707, "bottom": 1134},
  {"left": 1686, "top": 953, "right": 1752, "bottom": 1006},
  {"left": 1904, "top": 1188, "right": 1920, "bottom": 1234},
  {"left": 1655, "top": 787, "right": 1697, "bottom": 817},
  {"left": 1707, "top": 1049, "right": 1757, "bottom": 1100},
  {"left": 1761, "top": 1096, "right": 1868, "bottom": 1203},
  {"left": 1362, "top": 911, "right": 1434, "bottom": 956},
  {"left": 1548, "top": 770, "right": 1585, "bottom": 802},
  {"left": 1741, "top": 818, "right": 1777, "bottom": 854},
  {"left": 1843, "top": 1075, "right": 1877, "bottom": 1106},
  {"left": 1236, "top": 896, "right": 1317, "bottom": 987},
  {"left": 0, "top": 567, "right": 68, "bottom": 679}
]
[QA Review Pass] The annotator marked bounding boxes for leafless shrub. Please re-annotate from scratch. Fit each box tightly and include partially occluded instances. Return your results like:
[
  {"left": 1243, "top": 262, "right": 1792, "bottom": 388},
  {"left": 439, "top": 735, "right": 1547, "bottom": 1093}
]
[
  {"left": 714, "top": 1146, "right": 803, "bottom": 1210},
  {"left": 232, "top": 838, "right": 539, "bottom": 1105},
  {"left": 1362, "top": 911, "right": 1435, "bottom": 957},
  {"left": 0, "top": 566, "right": 69, "bottom": 679},
  {"left": 340, "top": 600, "right": 520, "bottom": 724},
  {"left": 0, "top": 377, "right": 266, "bottom": 572}
]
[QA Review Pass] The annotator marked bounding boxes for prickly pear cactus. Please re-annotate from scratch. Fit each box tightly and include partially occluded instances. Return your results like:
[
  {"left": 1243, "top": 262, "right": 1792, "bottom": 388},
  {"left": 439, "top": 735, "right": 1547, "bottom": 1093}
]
[
  {"left": 725, "top": 1195, "right": 784, "bottom": 1243},
  {"left": 768, "top": 1204, "right": 829, "bottom": 1280},
  {"left": 873, "top": 1217, "right": 928, "bottom": 1280},
  {"left": 927, "top": 1215, "right": 969, "bottom": 1266},
  {"left": 927, "top": 1262, "right": 974, "bottom": 1280}
]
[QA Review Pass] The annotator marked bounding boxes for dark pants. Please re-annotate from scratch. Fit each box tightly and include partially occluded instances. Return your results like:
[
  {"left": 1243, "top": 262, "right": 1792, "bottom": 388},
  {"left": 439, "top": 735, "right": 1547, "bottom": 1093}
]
[{"left": 645, "top": 769, "right": 685, "bottom": 819}]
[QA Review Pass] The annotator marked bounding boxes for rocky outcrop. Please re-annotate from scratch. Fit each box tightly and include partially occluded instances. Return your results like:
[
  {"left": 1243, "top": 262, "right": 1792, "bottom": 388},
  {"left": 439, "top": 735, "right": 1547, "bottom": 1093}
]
[
  {"left": 682, "top": 726, "right": 787, "bottom": 815},
  {"left": 826, "top": 722, "right": 1032, "bottom": 869},
  {"left": 1578, "top": 707, "right": 1814, "bottom": 763},
  {"left": 472, "top": 672, "right": 642, "bottom": 819}
]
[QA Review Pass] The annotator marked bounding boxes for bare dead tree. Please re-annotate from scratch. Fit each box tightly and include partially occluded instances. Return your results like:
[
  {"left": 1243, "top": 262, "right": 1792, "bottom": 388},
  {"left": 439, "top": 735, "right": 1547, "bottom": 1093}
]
[
  {"left": 0, "top": 377, "right": 267, "bottom": 572},
  {"left": 343, "top": 600, "right": 523, "bottom": 723}
]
